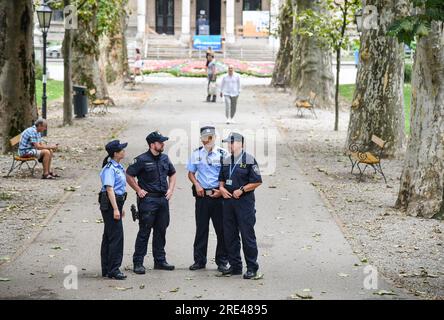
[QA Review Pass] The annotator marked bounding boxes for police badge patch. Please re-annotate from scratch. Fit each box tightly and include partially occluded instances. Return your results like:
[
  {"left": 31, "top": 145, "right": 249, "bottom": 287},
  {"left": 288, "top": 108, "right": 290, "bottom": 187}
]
[{"left": 252, "top": 164, "right": 260, "bottom": 175}]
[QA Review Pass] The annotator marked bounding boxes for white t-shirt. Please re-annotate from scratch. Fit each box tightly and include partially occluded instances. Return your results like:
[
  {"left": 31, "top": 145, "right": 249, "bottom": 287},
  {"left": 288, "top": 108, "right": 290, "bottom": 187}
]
[{"left": 220, "top": 73, "right": 241, "bottom": 97}]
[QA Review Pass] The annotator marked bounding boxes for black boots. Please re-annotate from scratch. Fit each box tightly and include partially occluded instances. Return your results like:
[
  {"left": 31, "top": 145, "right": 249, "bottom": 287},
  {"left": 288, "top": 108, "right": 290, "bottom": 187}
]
[{"left": 206, "top": 95, "right": 217, "bottom": 102}]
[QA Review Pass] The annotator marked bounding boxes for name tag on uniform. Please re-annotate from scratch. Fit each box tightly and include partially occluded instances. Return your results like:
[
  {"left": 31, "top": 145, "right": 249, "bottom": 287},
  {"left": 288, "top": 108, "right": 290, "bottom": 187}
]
[{"left": 226, "top": 179, "right": 233, "bottom": 186}]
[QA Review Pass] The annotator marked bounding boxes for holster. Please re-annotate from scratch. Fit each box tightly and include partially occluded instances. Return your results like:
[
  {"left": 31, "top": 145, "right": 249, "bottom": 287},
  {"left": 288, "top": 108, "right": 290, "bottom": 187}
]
[{"left": 98, "top": 191, "right": 127, "bottom": 211}]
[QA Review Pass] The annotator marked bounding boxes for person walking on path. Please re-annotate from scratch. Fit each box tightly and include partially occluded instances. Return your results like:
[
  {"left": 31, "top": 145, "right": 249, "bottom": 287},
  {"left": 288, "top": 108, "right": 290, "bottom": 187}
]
[
  {"left": 99, "top": 140, "right": 129, "bottom": 280},
  {"left": 220, "top": 66, "right": 240, "bottom": 124},
  {"left": 133, "top": 48, "right": 143, "bottom": 79},
  {"left": 205, "top": 47, "right": 214, "bottom": 67},
  {"left": 206, "top": 54, "right": 217, "bottom": 102}
]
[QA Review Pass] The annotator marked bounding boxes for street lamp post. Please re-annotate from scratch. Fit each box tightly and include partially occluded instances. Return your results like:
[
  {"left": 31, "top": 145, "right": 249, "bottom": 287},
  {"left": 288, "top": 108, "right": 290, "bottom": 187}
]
[{"left": 37, "top": 1, "right": 53, "bottom": 136}]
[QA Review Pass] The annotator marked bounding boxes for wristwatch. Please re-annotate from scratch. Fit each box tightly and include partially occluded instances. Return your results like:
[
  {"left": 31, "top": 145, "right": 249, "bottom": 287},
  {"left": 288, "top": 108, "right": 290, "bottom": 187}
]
[{"left": 239, "top": 186, "right": 245, "bottom": 193}]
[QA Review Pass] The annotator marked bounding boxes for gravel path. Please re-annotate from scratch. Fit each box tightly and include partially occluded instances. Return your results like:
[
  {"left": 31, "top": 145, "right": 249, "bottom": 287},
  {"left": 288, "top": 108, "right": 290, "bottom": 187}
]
[
  {"left": 0, "top": 77, "right": 410, "bottom": 299},
  {"left": 0, "top": 84, "right": 152, "bottom": 262},
  {"left": 256, "top": 86, "right": 444, "bottom": 300}
]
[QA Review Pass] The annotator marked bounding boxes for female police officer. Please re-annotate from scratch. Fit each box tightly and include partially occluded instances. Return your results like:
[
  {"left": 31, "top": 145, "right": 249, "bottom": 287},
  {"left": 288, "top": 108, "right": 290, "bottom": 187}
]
[{"left": 99, "top": 140, "right": 128, "bottom": 280}]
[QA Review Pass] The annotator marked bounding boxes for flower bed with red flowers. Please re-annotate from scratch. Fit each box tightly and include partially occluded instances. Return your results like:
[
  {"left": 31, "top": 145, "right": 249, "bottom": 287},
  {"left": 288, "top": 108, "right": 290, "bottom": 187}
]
[{"left": 141, "top": 59, "right": 273, "bottom": 77}]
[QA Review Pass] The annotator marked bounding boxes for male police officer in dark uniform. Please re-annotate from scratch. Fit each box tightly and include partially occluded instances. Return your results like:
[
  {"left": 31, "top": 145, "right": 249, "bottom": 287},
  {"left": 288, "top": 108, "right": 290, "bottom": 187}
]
[
  {"left": 219, "top": 132, "right": 262, "bottom": 279},
  {"left": 187, "top": 126, "right": 229, "bottom": 272},
  {"left": 126, "top": 131, "right": 177, "bottom": 274}
]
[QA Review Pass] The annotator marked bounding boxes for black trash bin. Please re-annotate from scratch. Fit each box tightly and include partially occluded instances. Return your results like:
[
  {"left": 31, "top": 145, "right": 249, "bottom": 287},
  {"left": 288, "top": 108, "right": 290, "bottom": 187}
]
[{"left": 73, "top": 85, "right": 88, "bottom": 117}]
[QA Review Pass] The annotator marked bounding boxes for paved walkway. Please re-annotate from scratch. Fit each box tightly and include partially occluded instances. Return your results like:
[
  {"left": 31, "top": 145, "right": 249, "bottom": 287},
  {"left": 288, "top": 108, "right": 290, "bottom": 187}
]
[{"left": 0, "top": 78, "right": 409, "bottom": 299}]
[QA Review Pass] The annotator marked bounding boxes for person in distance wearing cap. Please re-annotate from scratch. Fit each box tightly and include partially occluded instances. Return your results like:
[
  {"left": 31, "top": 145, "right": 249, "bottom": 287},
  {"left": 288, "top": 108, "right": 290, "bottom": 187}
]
[
  {"left": 126, "top": 131, "right": 177, "bottom": 274},
  {"left": 186, "top": 126, "right": 229, "bottom": 273},
  {"left": 99, "top": 140, "right": 129, "bottom": 280}
]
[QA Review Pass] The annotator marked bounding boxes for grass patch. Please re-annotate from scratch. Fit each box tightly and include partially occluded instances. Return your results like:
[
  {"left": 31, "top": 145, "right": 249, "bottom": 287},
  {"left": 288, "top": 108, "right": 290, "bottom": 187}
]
[
  {"left": 339, "top": 84, "right": 412, "bottom": 134},
  {"left": 35, "top": 80, "right": 64, "bottom": 107}
]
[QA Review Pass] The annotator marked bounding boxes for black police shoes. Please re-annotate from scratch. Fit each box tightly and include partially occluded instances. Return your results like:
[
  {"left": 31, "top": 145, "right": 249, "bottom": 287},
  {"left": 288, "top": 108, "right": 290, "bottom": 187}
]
[
  {"left": 108, "top": 271, "right": 127, "bottom": 280},
  {"left": 133, "top": 264, "right": 146, "bottom": 275},
  {"left": 221, "top": 267, "right": 242, "bottom": 276},
  {"left": 154, "top": 262, "right": 175, "bottom": 271},
  {"left": 189, "top": 263, "right": 206, "bottom": 271},
  {"left": 217, "top": 264, "right": 230, "bottom": 273},
  {"left": 243, "top": 270, "right": 257, "bottom": 280}
]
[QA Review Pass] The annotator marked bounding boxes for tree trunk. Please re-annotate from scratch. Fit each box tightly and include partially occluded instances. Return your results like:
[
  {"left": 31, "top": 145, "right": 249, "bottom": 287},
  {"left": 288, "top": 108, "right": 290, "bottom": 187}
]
[
  {"left": 345, "top": 0, "right": 409, "bottom": 156},
  {"left": 334, "top": 48, "right": 341, "bottom": 131},
  {"left": 72, "top": 11, "right": 108, "bottom": 98},
  {"left": 271, "top": 0, "right": 293, "bottom": 87},
  {"left": 63, "top": 0, "right": 73, "bottom": 126},
  {"left": 0, "top": 0, "right": 37, "bottom": 153},
  {"left": 99, "top": 11, "right": 130, "bottom": 84},
  {"left": 395, "top": 22, "right": 444, "bottom": 219},
  {"left": 291, "top": 0, "right": 334, "bottom": 108}
]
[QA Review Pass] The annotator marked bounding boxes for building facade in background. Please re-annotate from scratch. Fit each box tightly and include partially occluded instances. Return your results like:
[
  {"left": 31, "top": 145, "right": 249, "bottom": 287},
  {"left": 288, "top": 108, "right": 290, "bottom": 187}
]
[{"left": 127, "top": 0, "right": 281, "bottom": 44}]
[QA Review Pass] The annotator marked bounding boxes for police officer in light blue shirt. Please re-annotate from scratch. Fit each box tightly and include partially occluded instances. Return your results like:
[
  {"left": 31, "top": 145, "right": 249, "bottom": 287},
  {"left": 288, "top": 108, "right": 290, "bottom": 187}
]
[
  {"left": 99, "top": 140, "right": 128, "bottom": 280},
  {"left": 187, "top": 126, "right": 229, "bottom": 272}
]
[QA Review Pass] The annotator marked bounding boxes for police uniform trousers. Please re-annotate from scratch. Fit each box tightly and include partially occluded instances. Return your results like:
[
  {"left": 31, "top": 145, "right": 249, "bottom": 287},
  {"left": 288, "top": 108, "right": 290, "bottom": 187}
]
[
  {"left": 223, "top": 193, "right": 259, "bottom": 272},
  {"left": 193, "top": 195, "right": 228, "bottom": 266},
  {"left": 100, "top": 199, "right": 125, "bottom": 276},
  {"left": 133, "top": 196, "right": 170, "bottom": 265}
]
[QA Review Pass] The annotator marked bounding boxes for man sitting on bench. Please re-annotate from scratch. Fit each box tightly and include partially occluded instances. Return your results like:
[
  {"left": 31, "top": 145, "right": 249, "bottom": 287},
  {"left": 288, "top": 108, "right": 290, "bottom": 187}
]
[{"left": 18, "top": 118, "right": 60, "bottom": 179}]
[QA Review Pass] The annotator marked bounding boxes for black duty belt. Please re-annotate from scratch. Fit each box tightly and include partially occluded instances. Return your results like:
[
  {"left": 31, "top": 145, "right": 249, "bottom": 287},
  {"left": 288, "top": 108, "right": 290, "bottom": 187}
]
[
  {"left": 145, "top": 192, "right": 166, "bottom": 198},
  {"left": 203, "top": 188, "right": 219, "bottom": 197},
  {"left": 115, "top": 193, "right": 128, "bottom": 202}
]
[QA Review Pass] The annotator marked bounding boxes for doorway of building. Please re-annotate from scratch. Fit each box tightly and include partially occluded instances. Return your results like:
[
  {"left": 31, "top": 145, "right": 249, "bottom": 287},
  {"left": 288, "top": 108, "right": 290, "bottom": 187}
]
[
  {"left": 196, "top": 0, "right": 221, "bottom": 35},
  {"left": 156, "top": 0, "right": 174, "bottom": 35}
]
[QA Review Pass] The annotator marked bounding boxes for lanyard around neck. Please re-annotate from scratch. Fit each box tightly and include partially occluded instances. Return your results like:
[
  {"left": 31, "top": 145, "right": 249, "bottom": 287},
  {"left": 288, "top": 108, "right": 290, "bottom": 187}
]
[{"left": 229, "top": 152, "right": 244, "bottom": 179}]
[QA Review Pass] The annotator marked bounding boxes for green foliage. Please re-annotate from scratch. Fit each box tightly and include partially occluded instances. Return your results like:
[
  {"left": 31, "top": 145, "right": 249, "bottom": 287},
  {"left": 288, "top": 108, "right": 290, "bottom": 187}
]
[
  {"left": 35, "top": 80, "right": 64, "bottom": 107},
  {"left": 105, "top": 64, "right": 117, "bottom": 83},
  {"left": 294, "top": 0, "right": 361, "bottom": 51},
  {"left": 47, "top": 0, "right": 128, "bottom": 37},
  {"left": 404, "top": 63, "right": 413, "bottom": 83},
  {"left": 340, "top": 84, "right": 412, "bottom": 133},
  {"left": 35, "top": 61, "right": 43, "bottom": 82},
  {"left": 388, "top": 0, "right": 444, "bottom": 45}
]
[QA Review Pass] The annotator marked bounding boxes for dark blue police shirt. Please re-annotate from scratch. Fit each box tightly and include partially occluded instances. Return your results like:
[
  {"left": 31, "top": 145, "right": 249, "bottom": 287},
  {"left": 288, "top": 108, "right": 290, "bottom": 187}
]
[
  {"left": 219, "top": 152, "right": 262, "bottom": 194},
  {"left": 126, "top": 150, "right": 176, "bottom": 194}
]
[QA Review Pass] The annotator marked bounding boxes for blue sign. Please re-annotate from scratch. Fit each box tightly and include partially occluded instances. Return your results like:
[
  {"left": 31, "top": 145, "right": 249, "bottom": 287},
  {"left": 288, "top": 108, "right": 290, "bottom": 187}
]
[{"left": 193, "top": 35, "right": 222, "bottom": 51}]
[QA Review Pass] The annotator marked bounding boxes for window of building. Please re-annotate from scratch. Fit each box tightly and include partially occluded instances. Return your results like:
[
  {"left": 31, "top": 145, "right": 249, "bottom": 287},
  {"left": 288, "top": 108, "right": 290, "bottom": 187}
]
[
  {"left": 52, "top": 9, "right": 64, "bottom": 22},
  {"left": 243, "top": 0, "right": 262, "bottom": 11}
]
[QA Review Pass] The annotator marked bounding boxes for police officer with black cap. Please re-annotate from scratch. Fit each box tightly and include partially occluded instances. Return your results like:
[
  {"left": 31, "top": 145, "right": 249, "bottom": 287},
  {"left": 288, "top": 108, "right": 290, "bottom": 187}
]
[
  {"left": 219, "top": 132, "right": 262, "bottom": 279},
  {"left": 187, "top": 126, "right": 229, "bottom": 272},
  {"left": 126, "top": 131, "right": 177, "bottom": 274},
  {"left": 99, "top": 140, "right": 129, "bottom": 280}
]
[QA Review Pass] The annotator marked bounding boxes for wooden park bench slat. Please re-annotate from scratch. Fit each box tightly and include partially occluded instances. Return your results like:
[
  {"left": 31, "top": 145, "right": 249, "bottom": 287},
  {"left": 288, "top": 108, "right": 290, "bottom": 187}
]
[
  {"left": 89, "top": 88, "right": 112, "bottom": 114},
  {"left": 122, "top": 73, "right": 136, "bottom": 90},
  {"left": 6, "top": 134, "right": 38, "bottom": 177},
  {"left": 294, "top": 91, "right": 318, "bottom": 118},
  {"left": 347, "top": 134, "right": 388, "bottom": 183}
]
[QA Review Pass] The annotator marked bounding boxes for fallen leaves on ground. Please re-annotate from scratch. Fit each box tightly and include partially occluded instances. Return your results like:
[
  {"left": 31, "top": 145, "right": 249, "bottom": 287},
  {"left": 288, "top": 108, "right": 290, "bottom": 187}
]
[
  {"left": 64, "top": 186, "right": 80, "bottom": 192},
  {"left": 113, "top": 286, "right": 133, "bottom": 291},
  {"left": 252, "top": 273, "right": 264, "bottom": 280},
  {"left": 290, "top": 291, "right": 313, "bottom": 300},
  {"left": 373, "top": 290, "right": 396, "bottom": 296}
]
